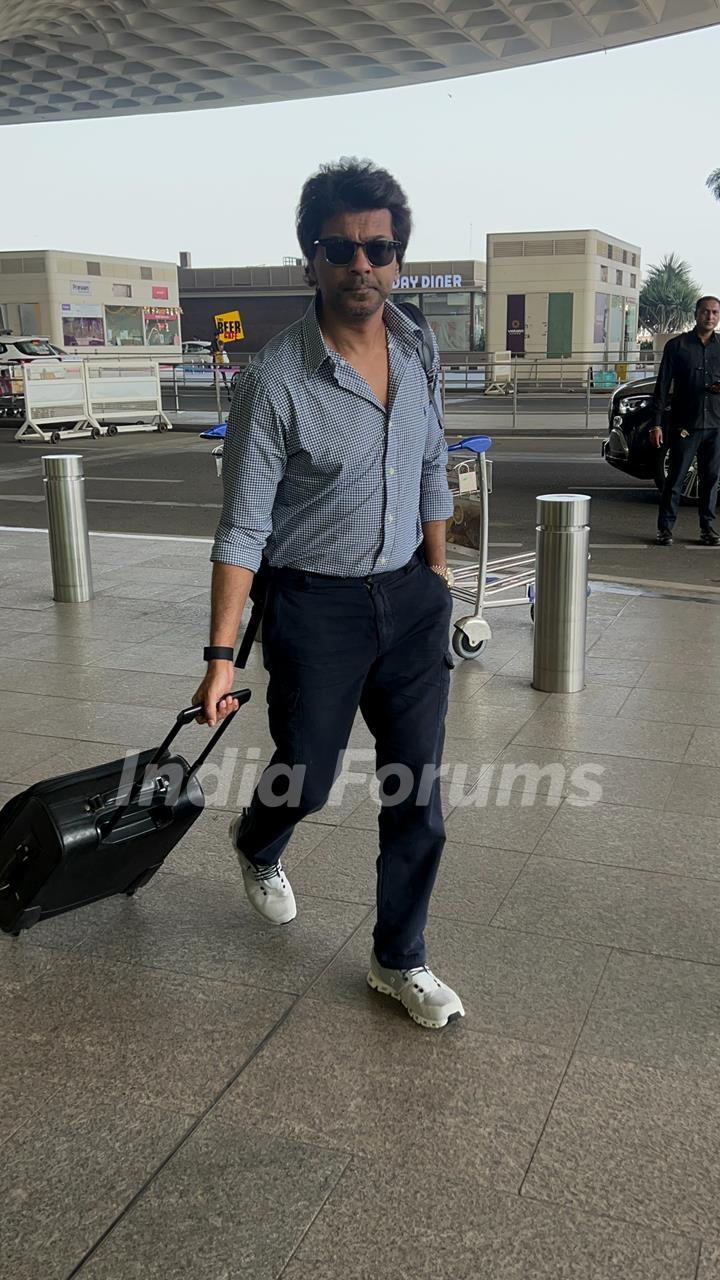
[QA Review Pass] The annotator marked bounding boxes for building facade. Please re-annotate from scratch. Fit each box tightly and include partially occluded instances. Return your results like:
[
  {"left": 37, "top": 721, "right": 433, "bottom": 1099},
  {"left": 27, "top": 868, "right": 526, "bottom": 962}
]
[
  {"left": 0, "top": 251, "right": 181, "bottom": 350},
  {"left": 486, "top": 230, "right": 641, "bottom": 360},
  {"left": 178, "top": 259, "right": 486, "bottom": 355}
]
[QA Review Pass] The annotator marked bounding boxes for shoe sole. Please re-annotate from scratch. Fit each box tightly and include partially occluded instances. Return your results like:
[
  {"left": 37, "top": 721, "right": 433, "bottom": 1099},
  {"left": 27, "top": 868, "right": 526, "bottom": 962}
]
[{"left": 366, "top": 971, "right": 465, "bottom": 1030}]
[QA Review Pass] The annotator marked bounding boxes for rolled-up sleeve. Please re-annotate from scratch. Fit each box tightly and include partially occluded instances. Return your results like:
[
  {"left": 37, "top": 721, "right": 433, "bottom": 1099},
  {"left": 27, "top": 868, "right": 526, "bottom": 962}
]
[
  {"left": 211, "top": 367, "right": 287, "bottom": 570},
  {"left": 420, "top": 363, "right": 453, "bottom": 523}
]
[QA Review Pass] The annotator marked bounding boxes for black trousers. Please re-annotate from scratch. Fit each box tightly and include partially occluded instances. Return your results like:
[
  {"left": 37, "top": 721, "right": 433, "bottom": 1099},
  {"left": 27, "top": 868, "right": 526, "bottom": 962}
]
[
  {"left": 658, "top": 427, "right": 720, "bottom": 532},
  {"left": 238, "top": 555, "right": 453, "bottom": 969}
]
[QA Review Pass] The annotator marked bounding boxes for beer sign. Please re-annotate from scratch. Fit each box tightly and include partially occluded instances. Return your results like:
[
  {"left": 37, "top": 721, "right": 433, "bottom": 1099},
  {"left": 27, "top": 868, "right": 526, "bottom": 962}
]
[{"left": 214, "top": 310, "right": 244, "bottom": 343}]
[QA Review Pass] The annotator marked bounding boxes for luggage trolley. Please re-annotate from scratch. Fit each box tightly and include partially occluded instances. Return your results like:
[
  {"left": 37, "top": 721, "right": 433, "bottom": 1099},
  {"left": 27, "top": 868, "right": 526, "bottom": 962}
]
[{"left": 447, "top": 435, "right": 535, "bottom": 660}]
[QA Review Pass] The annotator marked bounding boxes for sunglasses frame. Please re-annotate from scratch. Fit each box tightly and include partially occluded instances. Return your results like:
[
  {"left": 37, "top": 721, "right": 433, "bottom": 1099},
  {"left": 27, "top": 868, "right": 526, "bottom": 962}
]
[{"left": 313, "top": 237, "right": 402, "bottom": 267}]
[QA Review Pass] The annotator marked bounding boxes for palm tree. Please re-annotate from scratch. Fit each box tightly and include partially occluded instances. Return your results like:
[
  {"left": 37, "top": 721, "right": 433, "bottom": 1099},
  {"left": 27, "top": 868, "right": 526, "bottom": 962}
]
[
  {"left": 638, "top": 253, "right": 700, "bottom": 337},
  {"left": 706, "top": 169, "right": 720, "bottom": 203}
]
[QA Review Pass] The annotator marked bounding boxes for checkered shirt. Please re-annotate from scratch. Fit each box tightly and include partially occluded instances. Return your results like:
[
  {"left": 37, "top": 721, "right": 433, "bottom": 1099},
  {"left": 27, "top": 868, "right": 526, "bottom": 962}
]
[{"left": 211, "top": 296, "right": 453, "bottom": 576}]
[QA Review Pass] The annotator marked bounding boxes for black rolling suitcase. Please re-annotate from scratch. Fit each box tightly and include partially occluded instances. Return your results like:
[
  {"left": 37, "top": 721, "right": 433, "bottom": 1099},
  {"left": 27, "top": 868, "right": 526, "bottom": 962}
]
[
  {"left": 0, "top": 687, "right": 252, "bottom": 936},
  {"left": 0, "top": 576, "right": 268, "bottom": 937}
]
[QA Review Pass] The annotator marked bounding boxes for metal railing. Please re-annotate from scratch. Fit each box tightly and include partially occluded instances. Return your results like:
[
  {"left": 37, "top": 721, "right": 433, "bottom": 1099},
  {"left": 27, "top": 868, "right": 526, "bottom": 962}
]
[{"left": 439, "top": 349, "right": 660, "bottom": 394}]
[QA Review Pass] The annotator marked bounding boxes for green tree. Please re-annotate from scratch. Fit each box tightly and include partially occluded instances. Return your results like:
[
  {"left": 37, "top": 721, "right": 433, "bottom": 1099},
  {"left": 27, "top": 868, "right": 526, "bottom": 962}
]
[
  {"left": 638, "top": 253, "right": 700, "bottom": 336},
  {"left": 706, "top": 168, "right": 720, "bottom": 203}
]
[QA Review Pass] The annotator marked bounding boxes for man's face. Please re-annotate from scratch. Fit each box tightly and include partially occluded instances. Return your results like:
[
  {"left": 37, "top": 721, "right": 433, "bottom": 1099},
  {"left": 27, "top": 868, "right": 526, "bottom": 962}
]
[
  {"left": 307, "top": 208, "right": 399, "bottom": 321},
  {"left": 696, "top": 300, "right": 720, "bottom": 334}
]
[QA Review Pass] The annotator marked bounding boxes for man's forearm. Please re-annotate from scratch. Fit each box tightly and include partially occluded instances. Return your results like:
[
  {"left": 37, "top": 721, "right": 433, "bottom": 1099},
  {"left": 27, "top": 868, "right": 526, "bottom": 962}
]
[
  {"left": 422, "top": 520, "right": 447, "bottom": 567},
  {"left": 209, "top": 561, "right": 255, "bottom": 648}
]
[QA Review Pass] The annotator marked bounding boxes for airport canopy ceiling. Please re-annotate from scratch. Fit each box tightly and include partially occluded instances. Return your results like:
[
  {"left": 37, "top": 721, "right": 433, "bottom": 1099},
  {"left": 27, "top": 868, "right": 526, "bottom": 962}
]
[{"left": 1, "top": 0, "right": 717, "bottom": 126}]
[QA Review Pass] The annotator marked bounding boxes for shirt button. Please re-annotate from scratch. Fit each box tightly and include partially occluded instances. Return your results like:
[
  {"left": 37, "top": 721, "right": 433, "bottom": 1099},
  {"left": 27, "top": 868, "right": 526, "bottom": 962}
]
[
  {"left": 389, "top": 467, "right": 395, "bottom": 475},
  {"left": 380, "top": 557, "right": 387, "bottom": 565},
  {"left": 388, "top": 514, "right": 394, "bottom": 523}
]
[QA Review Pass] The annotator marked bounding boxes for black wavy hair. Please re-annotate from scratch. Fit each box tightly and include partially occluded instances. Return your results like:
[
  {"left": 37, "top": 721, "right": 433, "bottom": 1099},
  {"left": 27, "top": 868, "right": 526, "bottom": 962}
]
[{"left": 296, "top": 158, "right": 412, "bottom": 277}]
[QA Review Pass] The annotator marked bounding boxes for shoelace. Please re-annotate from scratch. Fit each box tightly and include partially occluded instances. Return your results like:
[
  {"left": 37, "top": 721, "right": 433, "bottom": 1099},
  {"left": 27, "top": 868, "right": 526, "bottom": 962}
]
[
  {"left": 402, "top": 965, "right": 441, "bottom": 989},
  {"left": 254, "top": 861, "right": 285, "bottom": 884}
]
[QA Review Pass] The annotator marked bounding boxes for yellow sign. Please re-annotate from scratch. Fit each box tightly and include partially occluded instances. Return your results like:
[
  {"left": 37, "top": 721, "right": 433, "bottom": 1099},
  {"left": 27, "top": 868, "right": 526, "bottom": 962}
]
[{"left": 214, "top": 310, "right": 244, "bottom": 343}]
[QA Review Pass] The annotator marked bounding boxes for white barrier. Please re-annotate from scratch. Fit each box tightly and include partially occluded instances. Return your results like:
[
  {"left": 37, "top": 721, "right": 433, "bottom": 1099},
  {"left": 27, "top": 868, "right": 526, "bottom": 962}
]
[
  {"left": 84, "top": 358, "right": 172, "bottom": 434},
  {"left": 485, "top": 350, "right": 514, "bottom": 396},
  {"left": 15, "top": 360, "right": 101, "bottom": 442}
]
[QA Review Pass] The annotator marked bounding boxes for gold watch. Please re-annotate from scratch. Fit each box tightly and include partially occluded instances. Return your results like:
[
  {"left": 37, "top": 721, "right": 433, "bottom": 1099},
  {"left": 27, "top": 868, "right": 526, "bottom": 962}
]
[{"left": 429, "top": 564, "right": 455, "bottom": 588}]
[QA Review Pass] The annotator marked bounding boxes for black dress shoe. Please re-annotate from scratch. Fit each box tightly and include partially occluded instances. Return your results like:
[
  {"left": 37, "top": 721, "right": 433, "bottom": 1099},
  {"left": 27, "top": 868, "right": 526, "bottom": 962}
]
[
  {"left": 700, "top": 528, "right": 720, "bottom": 546},
  {"left": 656, "top": 530, "right": 673, "bottom": 546}
]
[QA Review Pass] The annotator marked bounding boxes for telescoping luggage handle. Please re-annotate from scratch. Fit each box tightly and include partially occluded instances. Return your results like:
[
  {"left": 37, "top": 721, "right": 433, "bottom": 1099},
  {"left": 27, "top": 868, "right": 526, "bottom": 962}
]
[{"left": 105, "top": 570, "right": 268, "bottom": 827}]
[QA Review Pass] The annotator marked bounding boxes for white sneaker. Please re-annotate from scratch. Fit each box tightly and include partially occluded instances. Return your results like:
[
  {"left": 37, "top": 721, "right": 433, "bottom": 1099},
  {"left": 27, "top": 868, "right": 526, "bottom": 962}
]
[
  {"left": 229, "top": 813, "right": 297, "bottom": 925},
  {"left": 367, "top": 952, "right": 465, "bottom": 1029}
]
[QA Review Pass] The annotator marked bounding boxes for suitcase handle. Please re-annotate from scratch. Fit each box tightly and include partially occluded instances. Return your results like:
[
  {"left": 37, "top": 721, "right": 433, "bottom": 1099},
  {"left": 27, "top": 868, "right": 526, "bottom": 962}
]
[
  {"left": 153, "top": 688, "right": 252, "bottom": 775},
  {"left": 176, "top": 689, "right": 251, "bottom": 728},
  {"left": 100, "top": 686, "right": 252, "bottom": 837}
]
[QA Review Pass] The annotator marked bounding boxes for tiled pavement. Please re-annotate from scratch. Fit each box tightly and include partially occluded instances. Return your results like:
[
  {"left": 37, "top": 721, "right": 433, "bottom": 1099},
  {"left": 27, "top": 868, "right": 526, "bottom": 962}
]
[{"left": 2, "top": 526, "right": 720, "bottom": 1279}]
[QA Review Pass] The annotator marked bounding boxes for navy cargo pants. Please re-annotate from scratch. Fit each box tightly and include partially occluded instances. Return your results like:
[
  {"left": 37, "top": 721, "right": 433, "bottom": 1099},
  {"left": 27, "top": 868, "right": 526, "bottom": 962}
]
[
  {"left": 238, "top": 553, "right": 453, "bottom": 969},
  {"left": 658, "top": 426, "right": 720, "bottom": 533}
]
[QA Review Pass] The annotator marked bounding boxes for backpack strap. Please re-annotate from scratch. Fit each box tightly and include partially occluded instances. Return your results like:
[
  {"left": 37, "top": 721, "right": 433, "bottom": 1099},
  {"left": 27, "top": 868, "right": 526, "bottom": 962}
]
[{"left": 396, "top": 301, "right": 443, "bottom": 427}]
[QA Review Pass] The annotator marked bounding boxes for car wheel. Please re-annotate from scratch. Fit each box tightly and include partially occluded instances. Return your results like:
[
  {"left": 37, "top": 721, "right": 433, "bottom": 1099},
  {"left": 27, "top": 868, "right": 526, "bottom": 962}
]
[{"left": 656, "top": 449, "right": 699, "bottom": 499}]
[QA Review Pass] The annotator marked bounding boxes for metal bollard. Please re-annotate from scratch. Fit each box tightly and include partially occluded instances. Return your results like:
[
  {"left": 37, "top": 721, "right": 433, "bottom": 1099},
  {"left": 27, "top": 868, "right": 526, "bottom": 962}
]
[
  {"left": 532, "top": 494, "right": 590, "bottom": 693},
  {"left": 42, "top": 454, "right": 93, "bottom": 603}
]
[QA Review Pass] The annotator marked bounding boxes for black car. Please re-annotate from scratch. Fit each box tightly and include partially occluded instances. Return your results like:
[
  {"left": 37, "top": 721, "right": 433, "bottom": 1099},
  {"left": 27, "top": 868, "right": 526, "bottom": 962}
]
[{"left": 603, "top": 377, "right": 698, "bottom": 498}]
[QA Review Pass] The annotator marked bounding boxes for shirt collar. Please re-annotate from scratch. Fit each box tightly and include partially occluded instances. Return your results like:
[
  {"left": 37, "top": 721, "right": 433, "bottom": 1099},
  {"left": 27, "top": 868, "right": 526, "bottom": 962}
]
[
  {"left": 691, "top": 327, "right": 719, "bottom": 344},
  {"left": 301, "top": 294, "right": 421, "bottom": 377}
]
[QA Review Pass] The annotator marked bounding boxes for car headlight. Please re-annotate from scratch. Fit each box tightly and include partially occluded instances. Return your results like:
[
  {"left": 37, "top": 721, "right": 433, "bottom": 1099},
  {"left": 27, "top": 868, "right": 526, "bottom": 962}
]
[{"left": 618, "top": 396, "right": 650, "bottom": 414}]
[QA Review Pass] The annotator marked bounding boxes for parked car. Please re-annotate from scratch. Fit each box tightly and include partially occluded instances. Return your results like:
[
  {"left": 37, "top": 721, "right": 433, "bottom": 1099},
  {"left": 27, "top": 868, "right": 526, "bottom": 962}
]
[
  {"left": 182, "top": 340, "right": 212, "bottom": 358},
  {"left": 0, "top": 336, "right": 65, "bottom": 362},
  {"left": 603, "top": 377, "right": 699, "bottom": 499},
  {"left": 0, "top": 336, "right": 66, "bottom": 420}
]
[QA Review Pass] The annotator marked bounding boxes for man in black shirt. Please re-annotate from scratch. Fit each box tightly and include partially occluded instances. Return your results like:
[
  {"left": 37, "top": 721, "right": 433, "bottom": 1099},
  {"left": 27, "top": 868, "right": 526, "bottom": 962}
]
[{"left": 652, "top": 296, "right": 720, "bottom": 546}]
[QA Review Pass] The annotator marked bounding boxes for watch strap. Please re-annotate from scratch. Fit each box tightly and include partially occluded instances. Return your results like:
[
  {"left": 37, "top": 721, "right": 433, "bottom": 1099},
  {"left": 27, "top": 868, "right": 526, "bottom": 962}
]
[{"left": 203, "top": 645, "right": 234, "bottom": 662}]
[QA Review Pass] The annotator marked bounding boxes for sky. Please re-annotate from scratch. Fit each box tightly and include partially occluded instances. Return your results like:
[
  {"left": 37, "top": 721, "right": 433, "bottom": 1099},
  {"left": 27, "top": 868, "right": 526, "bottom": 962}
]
[{"left": 3, "top": 25, "right": 720, "bottom": 288}]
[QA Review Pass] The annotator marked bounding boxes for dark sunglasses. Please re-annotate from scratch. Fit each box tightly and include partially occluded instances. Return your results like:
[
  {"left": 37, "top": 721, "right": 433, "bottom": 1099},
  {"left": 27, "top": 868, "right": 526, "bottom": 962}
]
[{"left": 314, "top": 237, "right": 401, "bottom": 267}]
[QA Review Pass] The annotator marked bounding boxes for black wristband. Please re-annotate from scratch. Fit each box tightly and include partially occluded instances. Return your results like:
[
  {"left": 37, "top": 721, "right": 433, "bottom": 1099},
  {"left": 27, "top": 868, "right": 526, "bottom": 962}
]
[{"left": 203, "top": 646, "right": 234, "bottom": 663}]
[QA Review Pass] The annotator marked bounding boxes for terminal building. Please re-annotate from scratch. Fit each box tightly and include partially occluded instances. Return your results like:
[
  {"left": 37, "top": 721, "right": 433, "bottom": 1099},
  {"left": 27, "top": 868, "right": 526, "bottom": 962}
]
[
  {"left": 178, "top": 257, "right": 487, "bottom": 355},
  {"left": 0, "top": 250, "right": 181, "bottom": 350},
  {"left": 486, "top": 230, "right": 641, "bottom": 360}
]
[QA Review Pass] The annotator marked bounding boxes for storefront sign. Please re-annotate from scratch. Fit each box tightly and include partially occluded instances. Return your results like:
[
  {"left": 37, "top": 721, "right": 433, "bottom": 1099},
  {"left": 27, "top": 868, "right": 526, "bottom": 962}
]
[
  {"left": 214, "top": 309, "right": 244, "bottom": 342},
  {"left": 393, "top": 274, "right": 463, "bottom": 290},
  {"left": 71, "top": 281, "right": 91, "bottom": 296},
  {"left": 506, "top": 294, "right": 526, "bottom": 354},
  {"left": 152, "top": 285, "right": 169, "bottom": 300}
]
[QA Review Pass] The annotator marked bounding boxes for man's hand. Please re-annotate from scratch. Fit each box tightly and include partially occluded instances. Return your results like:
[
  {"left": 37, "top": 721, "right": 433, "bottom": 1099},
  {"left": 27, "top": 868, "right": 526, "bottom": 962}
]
[
  {"left": 191, "top": 660, "right": 238, "bottom": 727},
  {"left": 649, "top": 426, "right": 663, "bottom": 447}
]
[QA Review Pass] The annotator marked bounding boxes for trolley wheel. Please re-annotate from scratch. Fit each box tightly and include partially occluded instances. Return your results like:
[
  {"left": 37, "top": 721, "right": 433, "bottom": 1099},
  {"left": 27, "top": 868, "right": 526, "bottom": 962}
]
[
  {"left": 50, "top": 430, "right": 62, "bottom": 444},
  {"left": 157, "top": 421, "right": 170, "bottom": 433},
  {"left": 452, "top": 628, "right": 488, "bottom": 660},
  {"left": 90, "top": 426, "right": 102, "bottom": 439},
  {"left": 106, "top": 424, "right": 118, "bottom": 437}
]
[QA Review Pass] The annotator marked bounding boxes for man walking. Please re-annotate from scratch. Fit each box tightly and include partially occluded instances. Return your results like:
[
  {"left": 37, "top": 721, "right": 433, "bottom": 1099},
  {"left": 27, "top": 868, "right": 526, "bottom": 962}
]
[
  {"left": 653, "top": 296, "right": 720, "bottom": 546},
  {"left": 210, "top": 329, "right": 232, "bottom": 401},
  {"left": 192, "top": 159, "right": 464, "bottom": 1029}
]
